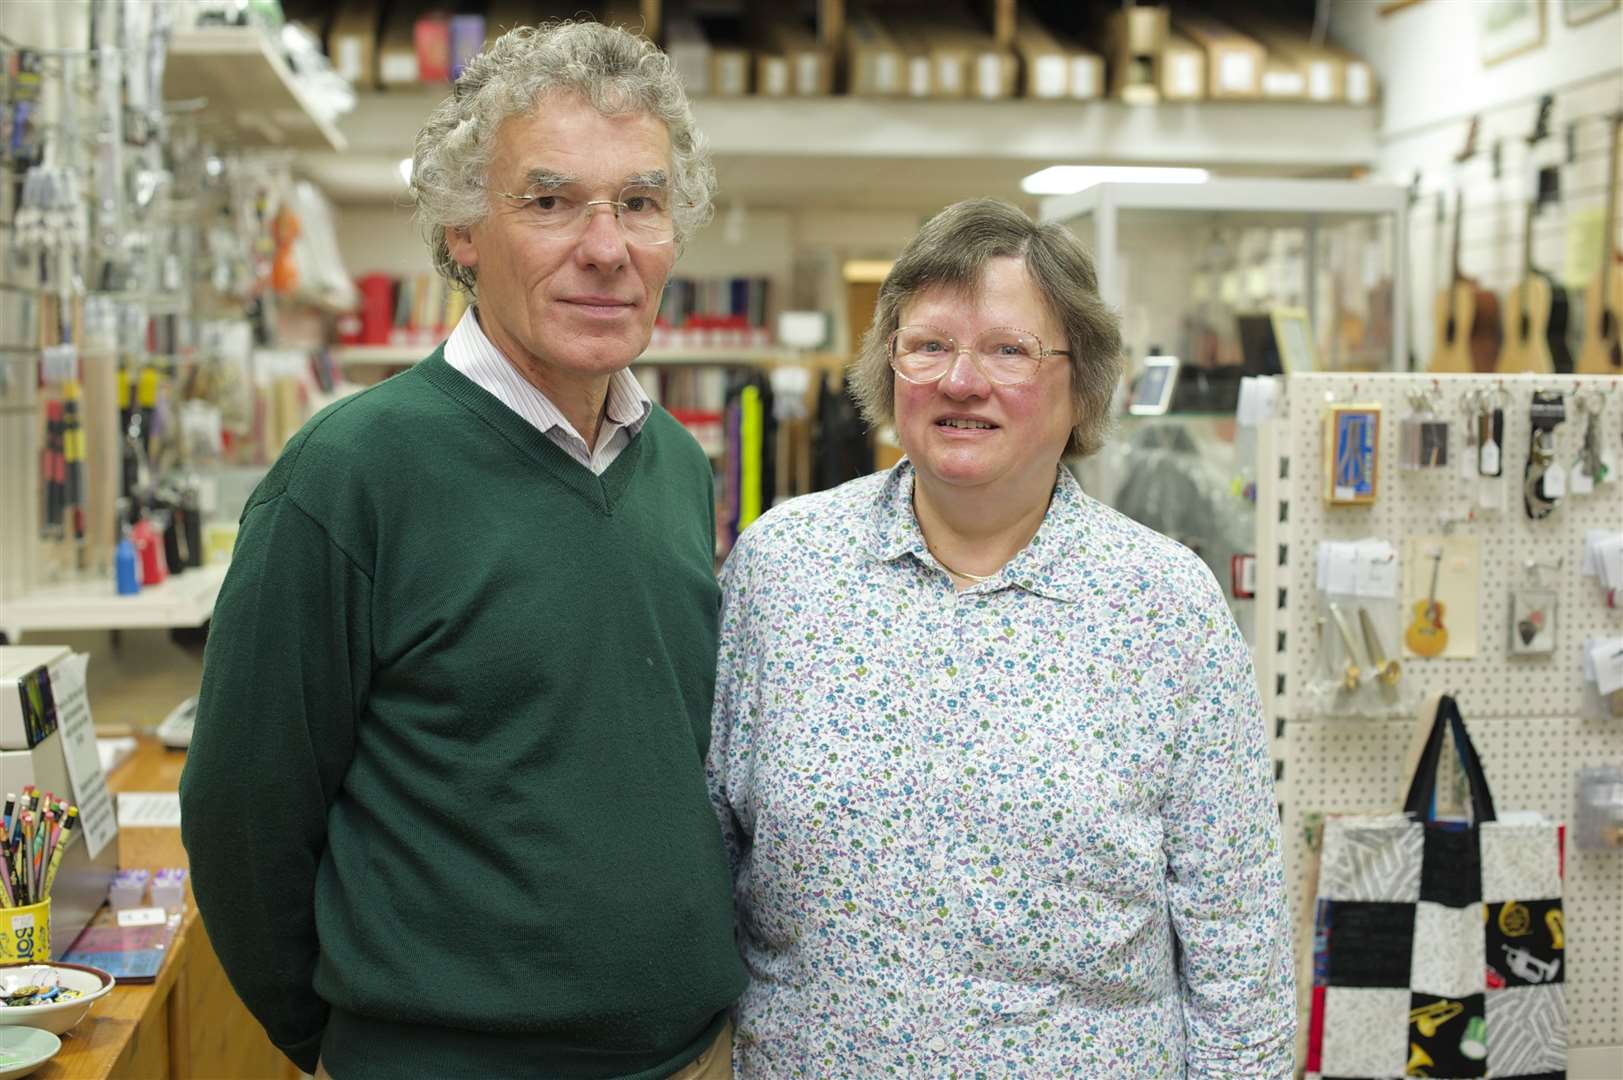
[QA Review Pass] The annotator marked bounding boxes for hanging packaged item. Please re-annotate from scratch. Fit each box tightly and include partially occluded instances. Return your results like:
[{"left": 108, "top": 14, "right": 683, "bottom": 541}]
[{"left": 1303, "top": 694, "right": 1566, "bottom": 1079}]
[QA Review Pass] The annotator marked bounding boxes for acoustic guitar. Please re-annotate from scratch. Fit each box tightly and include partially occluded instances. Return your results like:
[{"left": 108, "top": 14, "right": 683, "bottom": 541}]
[
  {"left": 1575, "top": 111, "right": 1623, "bottom": 375},
  {"left": 1500, "top": 96, "right": 1571, "bottom": 374},
  {"left": 1405, "top": 547, "right": 1448, "bottom": 659},
  {"left": 1429, "top": 119, "right": 1503, "bottom": 374}
]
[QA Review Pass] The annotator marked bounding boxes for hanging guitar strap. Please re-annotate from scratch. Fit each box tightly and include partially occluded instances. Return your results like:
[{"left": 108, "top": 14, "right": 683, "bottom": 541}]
[{"left": 1523, "top": 391, "right": 1565, "bottom": 519}]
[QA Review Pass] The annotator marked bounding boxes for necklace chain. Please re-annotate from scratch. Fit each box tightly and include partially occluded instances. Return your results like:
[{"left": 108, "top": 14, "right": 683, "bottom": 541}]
[{"left": 926, "top": 543, "right": 999, "bottom": 583}]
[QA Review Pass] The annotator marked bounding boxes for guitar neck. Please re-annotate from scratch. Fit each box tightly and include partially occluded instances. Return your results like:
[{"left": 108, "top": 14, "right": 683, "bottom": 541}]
[{"left": 1601, "top": 117, "right": 1621, "bottom": 298}]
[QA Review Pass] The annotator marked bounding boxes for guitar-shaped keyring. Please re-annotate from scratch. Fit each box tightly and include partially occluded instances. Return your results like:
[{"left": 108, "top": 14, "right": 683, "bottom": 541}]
[{"left": 1405, "top": 546, "right": 1449, "bottom": 658}]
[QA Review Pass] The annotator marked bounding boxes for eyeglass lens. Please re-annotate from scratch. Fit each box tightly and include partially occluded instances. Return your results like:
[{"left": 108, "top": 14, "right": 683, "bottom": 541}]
[
  {"left": 890, "top": 327, "right": 1047, "bottom": 384},
  {"left": 512, "top": 184, "right": 674, "bottom": 243}
]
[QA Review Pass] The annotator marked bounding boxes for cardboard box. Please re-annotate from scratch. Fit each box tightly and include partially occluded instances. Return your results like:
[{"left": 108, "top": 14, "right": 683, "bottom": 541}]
[
  {"left": 700, "top": 16, "right": 750, "bottom": 97},
  {"left": 414, "top": 10, "right": 451, "bottom": 83},
  {"left": 328, "top": 0, "right": 378, "bottom": 88},
  {"left": 1105, "top": 5, "right": 1168, "bottom": 104},
  {"left": 1010, "top": 13, "right": 1103, "bottom": 101},
  {"left": 846, "top": 10, "right": 904, "bottom": 96},
  {"left": 1174, "top": 12, "right": 1264, "bottom": 100},
  {"left": 664, "top": 14, "right": 710, "bottom": 96},
  {"left": 1227, "top": 17, "right": 1345, "bottom": 102},
  {"left": 376, "top": 0, "right": 422, "bottom": 87},
  {"left": 1160, "top": 31, "right": 1205, "bottom": 102},
  {"left": 754, "top": 52, "right": 791, "bottom": 97},
  {"left": 1260, "top": 55, "right": 1305, "bottom": 100},
  {"left": 875, "top": 14, "right": 933, "bottom": 97},
  {"left": 763, "top": 18, "right": 832, "bottom": 96}
]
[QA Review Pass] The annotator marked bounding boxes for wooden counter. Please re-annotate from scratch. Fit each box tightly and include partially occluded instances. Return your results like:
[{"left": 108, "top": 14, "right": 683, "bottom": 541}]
[{"left": 34, "top": 739, "right": 295, "bottom": 1080}]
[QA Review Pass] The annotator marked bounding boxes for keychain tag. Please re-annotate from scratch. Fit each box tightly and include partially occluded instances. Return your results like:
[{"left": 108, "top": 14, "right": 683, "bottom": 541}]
[
  {"left": 1570, "top": 461, "right": 1595, "bottom": 496},
  {"left": 1543, "top": 463, "right": 1566, "bottom": 498}
]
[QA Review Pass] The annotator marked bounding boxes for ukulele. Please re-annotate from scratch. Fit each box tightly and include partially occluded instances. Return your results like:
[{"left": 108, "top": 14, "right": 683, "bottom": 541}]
[
  {"left": 1500, "top": 96, "right": 1571, "bottom": 374},
  {"left": 1576, "top": 111, "right": 1623, "bottom": 375},
  {"left": 1430, "top": 119, "right": 1503, "bottom": 373},
  {"left": 1405, "top": 547, "right": 1448, "bottom": 658}
]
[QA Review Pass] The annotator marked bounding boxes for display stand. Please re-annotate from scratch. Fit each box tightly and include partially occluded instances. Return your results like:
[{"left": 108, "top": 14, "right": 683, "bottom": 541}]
[{"left": 1255, "top": 372, "right": 1623, "bottom": 1059}]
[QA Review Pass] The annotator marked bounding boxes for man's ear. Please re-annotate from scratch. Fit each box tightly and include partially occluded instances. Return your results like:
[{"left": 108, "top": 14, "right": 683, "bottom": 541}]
[{"left": 446, "top": 224, "right": 478, "bottom": 270}]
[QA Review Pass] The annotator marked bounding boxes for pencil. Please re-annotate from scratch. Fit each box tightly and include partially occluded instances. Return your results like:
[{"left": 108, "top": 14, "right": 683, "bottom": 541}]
[{"left": 41, "top": 807, "right": 79, "bottom": 900}]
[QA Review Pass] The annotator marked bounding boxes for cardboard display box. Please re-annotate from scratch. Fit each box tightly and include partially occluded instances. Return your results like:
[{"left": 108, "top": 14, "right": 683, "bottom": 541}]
[
  {"left": 1160, "top": 30, "right": 1206, "bottom": 102},
  {"left": 845, "top": 9, "right": 904, "bottom": 96},
  {"left": 1174, "top": 11, "right": 1265, "bottom": 100},
  {"left": 1105, "top": 3, "right": 1168, "bottom": 104}
]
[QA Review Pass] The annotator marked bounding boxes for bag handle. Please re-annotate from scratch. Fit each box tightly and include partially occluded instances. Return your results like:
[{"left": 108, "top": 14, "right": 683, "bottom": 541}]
[{"left": 1402, "top": 693, "right": 1497, "bottom": 823}]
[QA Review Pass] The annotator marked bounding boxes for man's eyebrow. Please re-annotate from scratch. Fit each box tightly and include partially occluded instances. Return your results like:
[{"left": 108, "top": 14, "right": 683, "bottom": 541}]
[
  {"left": 623, "top": 169, "right": 669, "bottom": 189},
  {"left": 520, "top": 168, "right": 578, "bottom": 190}
]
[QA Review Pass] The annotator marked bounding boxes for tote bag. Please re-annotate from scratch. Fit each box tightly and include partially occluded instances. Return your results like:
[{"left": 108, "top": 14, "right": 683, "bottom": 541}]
[{"left": 1304, "top": 694, "right": 1566, "bottom": 1079}]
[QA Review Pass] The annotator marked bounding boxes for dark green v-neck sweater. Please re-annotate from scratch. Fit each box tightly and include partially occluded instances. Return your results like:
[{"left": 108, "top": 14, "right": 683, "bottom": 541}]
[{"left": 180, "top": 348, "right": 744, "bottom": 1079}]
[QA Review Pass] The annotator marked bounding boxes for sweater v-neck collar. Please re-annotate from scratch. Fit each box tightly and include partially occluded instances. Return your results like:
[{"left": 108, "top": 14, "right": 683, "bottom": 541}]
[{"left": 416, "top": 346, "right": 644, "bottom": 515}]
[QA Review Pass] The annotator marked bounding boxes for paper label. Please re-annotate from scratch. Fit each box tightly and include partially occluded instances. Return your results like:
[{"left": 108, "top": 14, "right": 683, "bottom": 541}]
[
  {"left": 936, "top": 58, "right": 962, "bottom": 94},
  {"left": 1308, "top": 62, "right": 1334, "bottom": 100},
  {"left": 976, "top": 54, "right": 1002, "bottom": 98},
  {"left": 117, "top": 906, "right": 167, "bottom": 927},
  {"left": 53, "top": 653, "right": 117, "bottom": 859},
  {"left": 1571, "top": 462, "right": 1595, "bottom": 495},
  {"left": 1358, "top": 541, "right": 1400, "bottom": 599},
  {"left": 1031, "top": 57, "right": 1065, "bottom": 98},
  {"left": 1218, "top": 53, "right": 1255, "bottom": 93},
  {"left": 1592, "top": 639, "right": 1623, "bottom": 696},
  {"left": 1345, "top": 64, "right": 1371, "bottom": 103},
  {"left": 337, "top": 39, "right": 361, "bottom": 82},
  {"left": 1479, "top": 438, "right": 1500, "bottom": 476},
  {"left": 908, "top": 58, "right": 931, "bottom": 97},
  {"left": 761, "top": 60, "right": 788, "bottom": 96},
  {"left": 876, "top": 54, "right": 899, "bottom": 92},
  {"left": 1069, "top": 57, "right": 1100, "bottom": 98},
  {"left": 1542, "top": 464, "right": 1566, "bottom": 497},
  {"left": 379, "top": 53, "right": 419, "bottom": 84},
  {"left": 795, "top": 55, "right": 821, "bottom": 95},
  {"left": 1263, "top": 70, "right": 1304, "bottom": 96},
  {"left": 1172, "top": 55, "right": 1201, "bottom": 97},
  {"left": 116, "top": 791, "right": 182, "bottom": 828}
]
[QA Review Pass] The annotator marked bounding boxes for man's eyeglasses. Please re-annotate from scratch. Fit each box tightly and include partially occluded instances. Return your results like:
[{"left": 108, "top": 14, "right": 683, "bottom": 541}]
[
  {"left": 888, "top": 326, "right": 1071, "bottom": 387},
  {"left": 489, "top": 183, "right": 679, "bottom": 246}
]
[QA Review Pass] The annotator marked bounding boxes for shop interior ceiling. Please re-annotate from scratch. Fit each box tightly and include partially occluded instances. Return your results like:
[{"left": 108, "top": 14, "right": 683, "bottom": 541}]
[{"left": 286, "top": 0, "right": 1364, "bottom": 210}]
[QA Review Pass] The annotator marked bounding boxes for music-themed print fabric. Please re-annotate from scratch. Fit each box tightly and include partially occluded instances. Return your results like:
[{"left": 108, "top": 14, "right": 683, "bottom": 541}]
[{"left": 1304, "top": 697, "right": 1566, "bottom": 1080}]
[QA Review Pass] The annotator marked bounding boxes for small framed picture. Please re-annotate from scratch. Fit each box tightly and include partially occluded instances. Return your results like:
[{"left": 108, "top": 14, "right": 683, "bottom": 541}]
[
  {"left": 1563, "top": 0, "right": 1618, "bottom": 26},
  {"left": 1476, "top": 0, "right": 1545, "bottom": 66},
  {"left": 1269, "top": 307, "right": 1317, "bottom": 374},
  {"left": 1509, "top": 588, "right": 1557, "bottom": 654},
  {"left": 1325, "top": 403, "right": 1382, "bottom": 505},
  {"left": 1128, "top": 355, "right": 1180, "bottom": 415}
]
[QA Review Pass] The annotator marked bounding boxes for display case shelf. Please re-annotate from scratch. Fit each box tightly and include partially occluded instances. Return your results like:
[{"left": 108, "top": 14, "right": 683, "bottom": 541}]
[{"left": 164, "top": 28, "right": 347, "bottom": 152}]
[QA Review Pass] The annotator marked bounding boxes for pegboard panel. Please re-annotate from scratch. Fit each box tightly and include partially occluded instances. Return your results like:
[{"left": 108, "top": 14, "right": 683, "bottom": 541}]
[
  {"left": 1257, "top": 372, "right": 1623, "bottom": 1053},
  {"left": 1282, "top": 715, "right": 1623, "bottom": 1048},
  {"left": 1278, "top": 373, "right": 1622, "bottom": 722}
]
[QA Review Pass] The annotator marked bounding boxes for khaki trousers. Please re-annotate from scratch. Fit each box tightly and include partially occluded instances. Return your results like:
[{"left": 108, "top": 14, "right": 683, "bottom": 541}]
[{"left": 312, "top": 1018, "right": 733, "bottom": 1080}]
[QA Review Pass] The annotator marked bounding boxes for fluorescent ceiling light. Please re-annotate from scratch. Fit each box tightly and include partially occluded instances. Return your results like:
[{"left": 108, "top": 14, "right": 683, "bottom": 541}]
[
  {"left": 1020, "top": 166, "right": 1210, "bottom": 196},
  {"left": 397, "top": 158, "right": 413, "bottom": 185}
]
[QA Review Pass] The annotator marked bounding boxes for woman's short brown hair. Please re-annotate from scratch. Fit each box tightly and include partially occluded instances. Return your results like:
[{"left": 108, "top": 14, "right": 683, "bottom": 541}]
[{"left": 848, "top": 198, "right": 1122, "bottom": 457}]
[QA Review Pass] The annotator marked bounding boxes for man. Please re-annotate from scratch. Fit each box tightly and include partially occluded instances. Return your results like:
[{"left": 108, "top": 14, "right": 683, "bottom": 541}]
[{"left": 181, "top": 22, "right": 743, "bottom": 1080}]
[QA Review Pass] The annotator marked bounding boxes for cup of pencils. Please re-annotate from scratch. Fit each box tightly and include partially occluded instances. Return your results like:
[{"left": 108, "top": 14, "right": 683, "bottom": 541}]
[{"left": 0, "top": 788, "right": 81, "bottom": 963}]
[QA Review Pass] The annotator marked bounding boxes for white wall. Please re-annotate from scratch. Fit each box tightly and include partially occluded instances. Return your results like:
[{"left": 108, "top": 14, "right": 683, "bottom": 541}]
[{"left": 1331, "top": 0, "right": 1621, "bottom": 141}]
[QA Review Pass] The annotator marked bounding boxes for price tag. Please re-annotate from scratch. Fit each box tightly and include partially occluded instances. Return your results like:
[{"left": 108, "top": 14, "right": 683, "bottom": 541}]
[
  {"left": 1479, "top": 437, "right": 1500, "bottom": 477},
  {"left": 1571, "top": 461, "right": 1595, "bottom": 495},
  {"left": 1543, "top": 465, "right": 1566, "bottom": 498},
  {"left": 117, "top": 906, "right": 168, "bottom": 927}
]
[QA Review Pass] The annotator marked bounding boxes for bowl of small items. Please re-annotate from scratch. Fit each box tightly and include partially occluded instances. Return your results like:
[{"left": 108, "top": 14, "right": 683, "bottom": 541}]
[{"left": 0, "top": 962, "right": 115, "bottom": 1036}]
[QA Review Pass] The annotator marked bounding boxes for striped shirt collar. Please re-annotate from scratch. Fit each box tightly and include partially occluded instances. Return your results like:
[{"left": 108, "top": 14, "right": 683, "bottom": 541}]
[{"left": 443, "top": 304, "right": 652, "bottom": 453}]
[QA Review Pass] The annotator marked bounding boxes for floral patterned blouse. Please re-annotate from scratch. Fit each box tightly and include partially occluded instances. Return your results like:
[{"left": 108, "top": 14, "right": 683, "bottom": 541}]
[{"left": 707, "top": 461, "right": 1296, "bottom": 1078}]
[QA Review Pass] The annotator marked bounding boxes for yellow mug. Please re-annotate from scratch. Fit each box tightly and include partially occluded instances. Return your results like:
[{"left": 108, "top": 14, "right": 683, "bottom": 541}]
[{"left": 1, "top": 898, "right": 51, "bottom": 963}]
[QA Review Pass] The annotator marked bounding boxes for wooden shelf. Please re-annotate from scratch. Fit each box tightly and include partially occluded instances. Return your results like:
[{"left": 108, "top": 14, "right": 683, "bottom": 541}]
[
  {"left": 1, "top": 563, "right": 229, "bottom": 635},
  {"left": 164, "top": 28, "right": 347, "bottom": 152}
]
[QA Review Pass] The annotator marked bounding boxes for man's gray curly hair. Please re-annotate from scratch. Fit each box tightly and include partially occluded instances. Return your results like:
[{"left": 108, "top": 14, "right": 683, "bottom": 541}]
[{"left": 409, "top": 20, "right": 717, "bottom": 294}]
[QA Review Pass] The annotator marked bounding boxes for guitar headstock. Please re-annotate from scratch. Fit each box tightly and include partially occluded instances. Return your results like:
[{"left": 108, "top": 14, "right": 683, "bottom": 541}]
[
  {"left": 1526, "top": 94, "right": 1554, "bottom": 146},
  {"left": 1454, "top": 116, "right": 1481, "bottom": 164}
]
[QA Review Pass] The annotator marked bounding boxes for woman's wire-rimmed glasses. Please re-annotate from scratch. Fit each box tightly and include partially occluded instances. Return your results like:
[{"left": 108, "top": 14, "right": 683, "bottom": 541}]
[
  {"left": 888, "top": 325, "right": 1071, "bottom": 387},
  {"left": 488, "top": 182, "right": 683, "bottom": 246}
]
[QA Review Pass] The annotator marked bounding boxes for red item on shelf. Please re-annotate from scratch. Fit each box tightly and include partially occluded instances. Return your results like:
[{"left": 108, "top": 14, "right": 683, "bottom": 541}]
[
  {"left": 357, "top": 274, "right": 396, "bottom": 345},
  {"left": 131, "top": 518, "right": 167, "bottom": 586},
  {"left": 414, "top": 13, "right": 452, "bottom": 83}
]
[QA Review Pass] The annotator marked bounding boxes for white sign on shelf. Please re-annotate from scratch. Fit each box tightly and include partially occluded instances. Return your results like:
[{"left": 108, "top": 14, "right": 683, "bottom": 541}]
[{"left": 52, "top": 653, "right": 117, "bottom": 859}]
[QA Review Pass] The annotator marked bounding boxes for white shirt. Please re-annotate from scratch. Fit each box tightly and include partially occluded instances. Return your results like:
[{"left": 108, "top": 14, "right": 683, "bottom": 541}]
[{"left": 443, "top": 306, "right": 651, "bottom": 475}]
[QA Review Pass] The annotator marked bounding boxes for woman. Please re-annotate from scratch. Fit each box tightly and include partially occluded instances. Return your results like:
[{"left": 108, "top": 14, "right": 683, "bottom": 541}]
[{"left": 707, "top": 199, "right": 1295, "bottom": 1077}]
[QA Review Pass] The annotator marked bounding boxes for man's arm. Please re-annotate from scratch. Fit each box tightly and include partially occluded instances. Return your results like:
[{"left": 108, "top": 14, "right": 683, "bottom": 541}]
[
  {"left": 1162, "top": 582, "right": 1297, "bottom": 1078},
  {"left": 180, "top": 491, "right": 368, "bottom": 1074}
]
